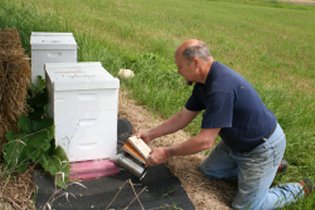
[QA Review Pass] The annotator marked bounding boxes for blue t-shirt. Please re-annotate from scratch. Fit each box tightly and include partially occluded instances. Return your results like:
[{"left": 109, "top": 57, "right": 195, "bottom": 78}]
[{"left": 185, "top": 61, "right": 277, "bottom": 152}]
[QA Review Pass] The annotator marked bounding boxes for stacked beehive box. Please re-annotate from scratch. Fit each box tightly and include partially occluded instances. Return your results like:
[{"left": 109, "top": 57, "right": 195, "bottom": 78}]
[
  {"left": 45, "top": 62, "right": 120, "bottom": 162},
  {"left": 31, "top": 32, "right": 121, "bottom": 179},
  {"left": 30, "top": 32, "right": 77, "bottom": 83}
]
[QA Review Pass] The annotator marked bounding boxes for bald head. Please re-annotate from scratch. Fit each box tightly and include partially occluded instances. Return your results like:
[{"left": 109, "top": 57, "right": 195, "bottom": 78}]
[{"left": 175, "top": 39, "right": 211, "bottom": 63}]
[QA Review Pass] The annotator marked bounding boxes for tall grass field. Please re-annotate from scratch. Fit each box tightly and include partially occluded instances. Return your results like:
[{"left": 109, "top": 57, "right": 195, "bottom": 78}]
[{"left": 1, "top": 0, "right": 314, "bottom": 209}]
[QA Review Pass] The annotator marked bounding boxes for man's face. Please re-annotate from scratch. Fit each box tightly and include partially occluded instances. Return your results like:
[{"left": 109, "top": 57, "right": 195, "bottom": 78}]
[{"left": 175, "top": 54, "right": 195, "bottom": 86}]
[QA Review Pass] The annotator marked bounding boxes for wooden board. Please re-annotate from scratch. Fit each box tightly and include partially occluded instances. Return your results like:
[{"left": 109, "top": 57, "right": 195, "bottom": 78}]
[
  {"left": 127, "top": 136, "right": 151, "bottom": 160},
  {"left": 122, "top": 142, "right": 146, "bottom": 164}
]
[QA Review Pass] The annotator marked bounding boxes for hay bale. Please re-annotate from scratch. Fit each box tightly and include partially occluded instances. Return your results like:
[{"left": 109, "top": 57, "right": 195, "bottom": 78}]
[
  {"left": 0, "top": 28, "right": 31, "bottom": 150},
  {"left": 0, "top": 28, "right": 22, "bottom": 49}
]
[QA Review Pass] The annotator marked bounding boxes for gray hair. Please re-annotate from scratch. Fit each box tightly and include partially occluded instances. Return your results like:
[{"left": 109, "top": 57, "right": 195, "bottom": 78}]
[{"left": 182, "top": 41, "right": 211, "bottom": 62}]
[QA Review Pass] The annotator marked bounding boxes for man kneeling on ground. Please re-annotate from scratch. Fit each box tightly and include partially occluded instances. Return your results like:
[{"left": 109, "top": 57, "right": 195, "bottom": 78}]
[{"left": 138, "top": 39, "right": 313, "bottom": 210}]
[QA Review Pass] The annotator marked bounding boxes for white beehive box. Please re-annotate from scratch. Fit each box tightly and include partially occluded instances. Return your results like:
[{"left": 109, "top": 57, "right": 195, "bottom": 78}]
[
  {"left": 45, "top": 62, "right": 120, "bottom": 162},
  {"left": 31, "top": 32, "right": 77, "bottom": 83}
]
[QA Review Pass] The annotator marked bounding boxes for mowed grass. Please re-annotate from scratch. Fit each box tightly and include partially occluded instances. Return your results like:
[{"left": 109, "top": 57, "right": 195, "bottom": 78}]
[{"left": 1, "top": 0, "right": 315, "bottom": 209}]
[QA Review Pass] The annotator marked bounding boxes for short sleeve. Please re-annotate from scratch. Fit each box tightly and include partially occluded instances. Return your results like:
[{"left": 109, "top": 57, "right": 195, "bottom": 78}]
[
  {"left": 201, "top": 92, "right": 234, "bottom": 128},
  {"left": 185, "top": 87, "right": 205, "bottom": 111}
]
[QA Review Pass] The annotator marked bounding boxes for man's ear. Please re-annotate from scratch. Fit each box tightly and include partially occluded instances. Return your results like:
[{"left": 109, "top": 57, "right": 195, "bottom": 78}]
[{"left": 192, "top": 57, "right": 199, "bottom": 69}]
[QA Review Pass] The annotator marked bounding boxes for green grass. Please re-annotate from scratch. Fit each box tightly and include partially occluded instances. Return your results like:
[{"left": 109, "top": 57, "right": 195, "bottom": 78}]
[{"left": 1, "top": 0, "right": 314, "bottom": 209}]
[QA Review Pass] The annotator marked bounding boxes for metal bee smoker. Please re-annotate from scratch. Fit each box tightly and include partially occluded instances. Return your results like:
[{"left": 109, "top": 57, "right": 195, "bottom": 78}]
[{"left": 116, "top": 153, "right": 147, "bottom": 180}]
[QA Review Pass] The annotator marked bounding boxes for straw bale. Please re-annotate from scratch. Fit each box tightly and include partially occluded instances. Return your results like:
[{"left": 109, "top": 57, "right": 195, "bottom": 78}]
[
  {"left": 0, "top": 28, "right": 22, "bottom": 49},
  {"left": 0, "top": 28, "right": 31, "bottom": 150}
]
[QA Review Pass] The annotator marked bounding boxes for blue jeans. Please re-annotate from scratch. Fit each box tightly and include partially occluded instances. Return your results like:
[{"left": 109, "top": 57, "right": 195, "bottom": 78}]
[{"left": 200, "top": 124, "right": 304, "bottom": 210}]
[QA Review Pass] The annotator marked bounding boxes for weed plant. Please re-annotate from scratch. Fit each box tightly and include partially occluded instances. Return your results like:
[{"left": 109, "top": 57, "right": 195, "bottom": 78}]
[{"left": 0, "top": 0, "right": 314, "bottom": 209}]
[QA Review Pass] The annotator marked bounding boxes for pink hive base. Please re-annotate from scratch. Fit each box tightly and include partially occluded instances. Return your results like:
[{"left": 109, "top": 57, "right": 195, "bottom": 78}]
[{"left": 70, "top": 159, "right": 120, "bottom": 181}]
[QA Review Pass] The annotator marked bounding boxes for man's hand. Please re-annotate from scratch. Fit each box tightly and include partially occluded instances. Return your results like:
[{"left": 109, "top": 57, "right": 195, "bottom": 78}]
[
  {"left": 136, "top": 131, "right": 152, "bottom": 143},
  {"left": 146, "top": 147, "right": 170, "bottom": 167}
]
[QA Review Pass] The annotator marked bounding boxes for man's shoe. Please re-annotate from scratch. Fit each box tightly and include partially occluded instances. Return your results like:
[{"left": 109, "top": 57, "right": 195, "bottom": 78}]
[
  {"left": 277, "top": 159, "right": 288, "bottom": 174},
  {"left": 300, "top": 178, "right": 314, "bottom": 196}
]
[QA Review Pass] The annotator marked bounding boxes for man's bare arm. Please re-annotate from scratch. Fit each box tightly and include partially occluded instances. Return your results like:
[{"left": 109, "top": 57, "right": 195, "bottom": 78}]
[{"left": 140, "top": 107, "right": 199, "bottom": 142}]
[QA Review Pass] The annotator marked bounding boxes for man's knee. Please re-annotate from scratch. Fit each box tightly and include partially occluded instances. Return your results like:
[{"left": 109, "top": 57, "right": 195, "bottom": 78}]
[
  {"left": 199, "top": 164, "right": 232, "bottom": 180},
  {"left": 199, "top": 164, "right": 216, "bottom": 178},
  {"left": 231, "top": 184, "right": 266, "bottom": 210},
  {"left": 231, "top": 197, "right": 263, "bottom": 210}
]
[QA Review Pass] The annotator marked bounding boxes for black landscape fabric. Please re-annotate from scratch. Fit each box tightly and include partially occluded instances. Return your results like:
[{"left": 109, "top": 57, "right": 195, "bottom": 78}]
[{"left": 34, "top": 165, "right": 195, "bottom": 210}]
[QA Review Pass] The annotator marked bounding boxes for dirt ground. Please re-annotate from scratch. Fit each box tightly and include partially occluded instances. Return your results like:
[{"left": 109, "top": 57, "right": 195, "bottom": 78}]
[{"left": 279, "top": 0, "right": 315, "bottom": 5}]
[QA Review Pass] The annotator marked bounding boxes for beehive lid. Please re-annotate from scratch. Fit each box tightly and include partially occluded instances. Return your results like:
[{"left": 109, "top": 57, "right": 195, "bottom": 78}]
[
  {"left": 31, "top": 32, "right": 77, "bottom": 50},
  {"left": 45, "top": 62, "right": 120, "bottom": 91}
]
